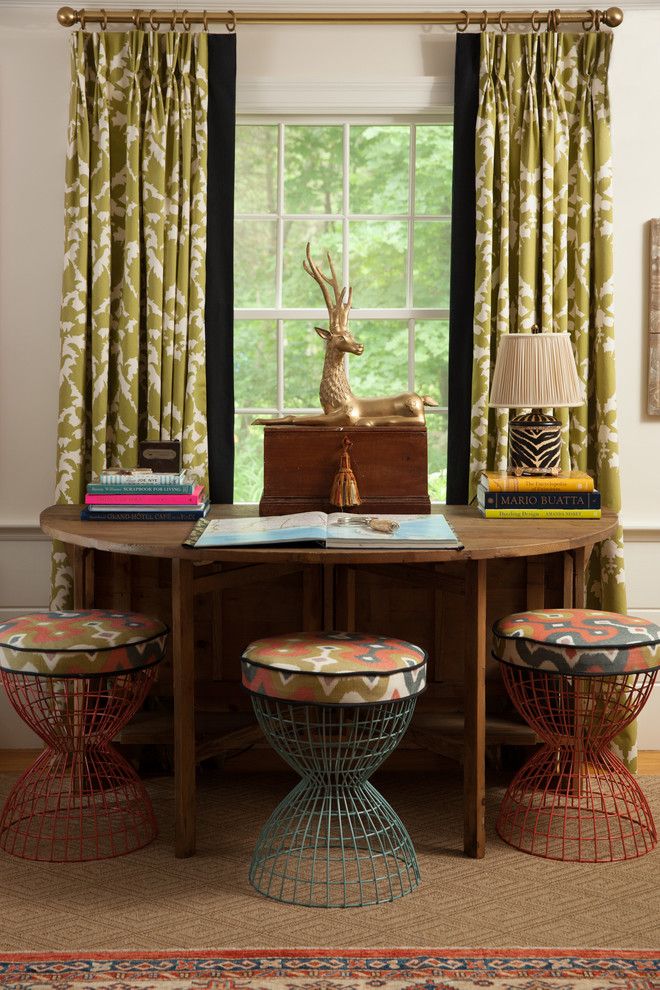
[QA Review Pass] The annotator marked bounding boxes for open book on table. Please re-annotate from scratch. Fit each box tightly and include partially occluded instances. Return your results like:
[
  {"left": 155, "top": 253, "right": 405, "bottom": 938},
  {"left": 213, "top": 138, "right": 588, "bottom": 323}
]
[{"left": 183, "top": 511, "right": 463, "bottom": 550}]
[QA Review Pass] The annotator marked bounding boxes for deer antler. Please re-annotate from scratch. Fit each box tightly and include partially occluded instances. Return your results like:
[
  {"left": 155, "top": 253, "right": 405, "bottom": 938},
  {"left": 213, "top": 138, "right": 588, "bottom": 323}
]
[{"left": 303, "top": 242, "right": 352, "bottom": 329}]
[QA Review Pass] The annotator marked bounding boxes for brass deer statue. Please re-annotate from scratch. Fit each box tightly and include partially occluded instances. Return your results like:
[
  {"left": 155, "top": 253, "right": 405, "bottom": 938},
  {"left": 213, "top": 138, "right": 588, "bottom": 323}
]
[{"left": 252, "top": 244, "right": 438, "bottom": 428}]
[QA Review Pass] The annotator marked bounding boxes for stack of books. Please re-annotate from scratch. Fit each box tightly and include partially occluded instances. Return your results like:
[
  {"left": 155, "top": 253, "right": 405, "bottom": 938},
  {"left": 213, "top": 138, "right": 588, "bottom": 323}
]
[
  {"left": 477, "top": 470, "right": 601, "bottom": 519},
  {"left": 81, "top": 469, "right": 210, "bottom": 522}
]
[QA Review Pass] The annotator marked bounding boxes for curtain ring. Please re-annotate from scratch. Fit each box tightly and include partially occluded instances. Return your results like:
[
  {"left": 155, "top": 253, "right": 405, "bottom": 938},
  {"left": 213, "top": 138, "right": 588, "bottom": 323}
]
[
  {"left": 149, "top": 8, "right": 159, "bottom": 31},
  {"left": 553, "top": 9, "right": 562, "bottom": 29},
  {"left": 480, "top": 9, "right": 489, "bottom": 32},
  {"left": 498, "top": 11, "right": 509, "bottom": 32},
  {"left": 99, "top": 8, "right": 108, "bottom": 30},
  {"left": 202, "top": 9, "right": 209, "bottom": 31},
  {"left": 226, "top": 9, "right": 236, "bottom": 32},
  {"left": 547, "top": 9, "right": 560, "bottom": 31},
  {"left": 181, "top": 9, "right": 190, "bottom": 31},
  {"left": 531, "top": 10, "right": 542, "bottom": 32},
  {"left": 170, "top": 9, "right": 177, "bottom": 29},
  {"left": 594, "top": 9, "right": 602, "bottom": 30},
  {"left": 79, "top": 9, "right": 86, "bottom": 30},
  {"left": 457, "top": 10, "right": 470, "bottom": 32},
  {"left": 582, "top": 8, "right": 596, "bottom": 30},
  {"left": 132, "top": 8, "right": 141, "bottom": 27}
]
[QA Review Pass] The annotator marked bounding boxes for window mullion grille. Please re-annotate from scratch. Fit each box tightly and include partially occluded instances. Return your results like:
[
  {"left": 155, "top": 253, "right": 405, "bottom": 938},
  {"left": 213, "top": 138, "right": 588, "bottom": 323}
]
[
  {"left": 343, "top": 122, "right": 351, "bottom": 386},
  {"left": 234, "top": 120, "right": 453, "bottom": 502},
  {"left": 277, "top": 318, "right": 285, "bottom": 412},
  {"left": 276, "top": 123, "right": 285, "bottom": 411},
  {"left": 408, "top": 318, "right": 415, "bottom": 393},
  {"left": 407, "top": 124, "right": 417, "bottom": 393},
  {"left": 407, "top": 123, "right": 416, "bottom": 314},
  {"left": 276, "top": 123, "right": 285, "bottom": 309}
]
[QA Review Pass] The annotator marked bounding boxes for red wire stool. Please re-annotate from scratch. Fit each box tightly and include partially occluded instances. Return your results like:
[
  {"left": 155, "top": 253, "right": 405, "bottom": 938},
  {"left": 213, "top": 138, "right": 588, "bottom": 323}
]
[
  {"left": 0, "top": 610, "right": 167, "bottom": 862},
  {"left": 492, "top": 609, "right": 660, "bottom": 862}
]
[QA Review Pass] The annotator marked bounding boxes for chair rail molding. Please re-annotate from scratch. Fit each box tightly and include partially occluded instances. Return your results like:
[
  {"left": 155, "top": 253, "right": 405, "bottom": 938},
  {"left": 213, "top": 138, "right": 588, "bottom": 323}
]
[
  {"left": 0, "top": 526, "right": 48, "bottom": 541},
  {"left": 0, "top": 521, "right": 659, "bottom": 540}
]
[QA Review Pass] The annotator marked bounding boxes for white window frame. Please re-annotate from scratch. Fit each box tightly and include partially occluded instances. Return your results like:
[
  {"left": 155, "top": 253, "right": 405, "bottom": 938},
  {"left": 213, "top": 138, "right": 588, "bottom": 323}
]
[{"left": 235, "top": 114, "right": 452, "bottom": 421}]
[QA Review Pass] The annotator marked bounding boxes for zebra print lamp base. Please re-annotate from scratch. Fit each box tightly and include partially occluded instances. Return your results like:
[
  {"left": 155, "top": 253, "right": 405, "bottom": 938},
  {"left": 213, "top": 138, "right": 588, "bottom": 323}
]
[{"left": 508, "top": 410, "right": 562, "bottom": 476}]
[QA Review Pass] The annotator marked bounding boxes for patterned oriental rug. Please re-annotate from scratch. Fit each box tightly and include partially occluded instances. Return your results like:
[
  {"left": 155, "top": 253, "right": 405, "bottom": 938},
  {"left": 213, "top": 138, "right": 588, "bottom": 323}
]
[{"left": 0, "top": 949, "right": 657, "bottom": 990}]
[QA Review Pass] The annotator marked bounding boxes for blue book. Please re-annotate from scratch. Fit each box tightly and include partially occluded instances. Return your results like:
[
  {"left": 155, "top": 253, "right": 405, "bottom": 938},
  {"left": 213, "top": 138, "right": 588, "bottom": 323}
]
[
  {"left": 184, "top": 512, "right": 463, "bottom": 550},
  {"left": 81, "top": 502, "right": 209, "bottom": 523},
  {"left": 478, "top": 488, "right": 601, "bottom": 511}
]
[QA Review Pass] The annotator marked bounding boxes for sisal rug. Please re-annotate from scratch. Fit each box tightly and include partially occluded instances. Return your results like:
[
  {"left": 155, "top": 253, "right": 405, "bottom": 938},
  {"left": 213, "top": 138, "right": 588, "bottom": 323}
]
[
  {"left": 0, "top": 772, "right": 659, "bottom": 951},
  {"left": 0, "top": 948, "right": 657, "bottom": 990}
]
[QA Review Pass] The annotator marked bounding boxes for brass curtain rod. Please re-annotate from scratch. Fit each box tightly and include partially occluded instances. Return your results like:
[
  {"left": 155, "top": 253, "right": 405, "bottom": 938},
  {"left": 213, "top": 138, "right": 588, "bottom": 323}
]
[{"left": 57, "top": 6, "right": 624, "bottom": 31}]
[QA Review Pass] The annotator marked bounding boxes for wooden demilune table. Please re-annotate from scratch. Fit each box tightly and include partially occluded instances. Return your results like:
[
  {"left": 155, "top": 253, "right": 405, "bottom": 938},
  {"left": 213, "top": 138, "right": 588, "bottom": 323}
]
[{"left": 41, "top": 504, "right": 618, "bottom": 860}]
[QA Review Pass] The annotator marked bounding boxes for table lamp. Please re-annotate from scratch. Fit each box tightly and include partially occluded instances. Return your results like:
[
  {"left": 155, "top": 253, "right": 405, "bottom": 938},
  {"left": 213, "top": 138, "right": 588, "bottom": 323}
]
[{"left": 489, "top": 326, "right": 584, "bottom": 476}]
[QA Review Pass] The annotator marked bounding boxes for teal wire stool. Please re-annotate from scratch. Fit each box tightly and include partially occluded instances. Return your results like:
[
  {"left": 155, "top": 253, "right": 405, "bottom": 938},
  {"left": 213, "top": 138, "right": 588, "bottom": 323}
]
[{"left": 241, "top": 631, "right": 427, "bottom": 908}]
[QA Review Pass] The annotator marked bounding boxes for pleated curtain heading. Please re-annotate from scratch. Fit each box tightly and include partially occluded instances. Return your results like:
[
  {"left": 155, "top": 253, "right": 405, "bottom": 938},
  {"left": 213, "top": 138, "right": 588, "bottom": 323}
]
[{"left": 53, "top": 30, "right": 209, "bottom": 607}]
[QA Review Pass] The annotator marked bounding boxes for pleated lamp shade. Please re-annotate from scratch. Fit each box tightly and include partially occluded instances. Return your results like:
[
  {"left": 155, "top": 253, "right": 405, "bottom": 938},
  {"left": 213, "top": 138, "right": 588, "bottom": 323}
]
[{"left": 489, "top": 332, "right": 584, "bottom": 409}]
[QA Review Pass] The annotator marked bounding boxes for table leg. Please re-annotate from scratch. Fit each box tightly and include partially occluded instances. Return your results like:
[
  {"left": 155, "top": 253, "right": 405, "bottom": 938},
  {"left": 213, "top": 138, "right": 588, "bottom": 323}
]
[
  {"left": 172, "top": 558, "right": 196, "bottom": 858},
  {"left": 71, "top": 545, "right": 94, "bottom": 608},
  {"left": 573, "top": 546, "right": 587, "bottom": 608},
  {"left": 562, "top": 551, "right": 575, "bottom": 607},
  {"left": 323, "top": 564, "right": 334, "bottom": 632},
  {"left": 302, "top": 565, "right": 323, "bottom": 632},
  {"left": 464, "top": 558, "right": 487, "bottom": 858},
  {"left": 526, "top": 558, "right": 545, "bottom": 610},
  {"left": 335, "top": 566, "right": 357, "bottom": 632}
]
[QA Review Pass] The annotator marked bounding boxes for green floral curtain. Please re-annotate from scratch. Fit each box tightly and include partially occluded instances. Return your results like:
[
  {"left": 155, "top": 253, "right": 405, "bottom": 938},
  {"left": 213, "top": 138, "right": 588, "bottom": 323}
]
[
  {"left": 469, "top": 32, "right": 635, "bottom": 769},
  {"left": 52, "top": 30, "right": 209, "bottom": 608}
]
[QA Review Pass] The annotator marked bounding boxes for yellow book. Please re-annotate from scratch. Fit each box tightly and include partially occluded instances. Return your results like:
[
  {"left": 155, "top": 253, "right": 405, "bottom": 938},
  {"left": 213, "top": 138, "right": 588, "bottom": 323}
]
[
  {"left": 480, "top": 508, "right": 601, "bottom": 519},
  {"left": 481, "top": 470, "right": 594, "bottom": 493}
]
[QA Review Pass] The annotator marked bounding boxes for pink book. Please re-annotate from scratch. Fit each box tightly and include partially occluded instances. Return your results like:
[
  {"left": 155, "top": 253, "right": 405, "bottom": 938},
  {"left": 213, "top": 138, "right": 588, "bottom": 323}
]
[{"left": 85, "top": 485, "right": 204, "bottom": 505}]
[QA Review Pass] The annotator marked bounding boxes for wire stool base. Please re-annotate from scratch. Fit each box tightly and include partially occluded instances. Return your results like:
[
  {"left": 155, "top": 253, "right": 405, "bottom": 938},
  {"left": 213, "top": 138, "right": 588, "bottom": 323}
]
[
  {"left": 0, "top": 667, "right": 158, "bottom": 862},
  {"left": 496, "top": 665, "right": 658, "bottom": 863},
  {"left": 496, "top": 743, "right": 657, "bottom": 862},
  {"left": 249, "top": 695, "right": 420, "bottom": 907},
  {"left": 0, "top": 745, "right": 157, "bottom": 862}
]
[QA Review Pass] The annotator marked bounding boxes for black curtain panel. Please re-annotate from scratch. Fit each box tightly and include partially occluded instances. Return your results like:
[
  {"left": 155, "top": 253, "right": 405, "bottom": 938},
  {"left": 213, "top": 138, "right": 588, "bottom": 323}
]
[
  {"left": 206, "top": 34, "right": 237, "bottom": 504},
  {"left": 446, "top": 33, "right": 480, "bottom": 505}
]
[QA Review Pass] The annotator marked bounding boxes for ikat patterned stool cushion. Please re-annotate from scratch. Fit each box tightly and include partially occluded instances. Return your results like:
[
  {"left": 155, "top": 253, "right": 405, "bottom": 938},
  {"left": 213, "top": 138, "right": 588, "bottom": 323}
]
[
  {"left": 0, "top": 610, "right": 168, "bottom": 677},
  {"left": 492, "top": 609, "right": 660, "bottom": 676},
  {"left": 242, "top": 631, "right": 427, "bottom": 705}
]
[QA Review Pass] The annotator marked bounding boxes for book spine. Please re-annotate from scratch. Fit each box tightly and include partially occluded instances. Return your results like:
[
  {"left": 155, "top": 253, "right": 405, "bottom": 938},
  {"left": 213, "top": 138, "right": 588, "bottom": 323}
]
[
  {"left": 87, "top": 483, "right": 196, "bottom": 495},
  {"left": 481, "top": 508, "right": 602, "bottom": 519},
  {"left": 182, "top": 516, "right": 211, "bottom": 548},
  {"left": 484, "top": 475, "right": 594, "bottom": 493},
  {"left": 81, "top": 508, "right": 207, "bottom": 522},
  {"left": 481, "top": 491, "right": 601, "bottom": 510},
  {"left": 86, "top": 487, "right": 202, "bottom": 505},
  {"left": 98, "top": 473, "right": 184, "bottom": 485}
]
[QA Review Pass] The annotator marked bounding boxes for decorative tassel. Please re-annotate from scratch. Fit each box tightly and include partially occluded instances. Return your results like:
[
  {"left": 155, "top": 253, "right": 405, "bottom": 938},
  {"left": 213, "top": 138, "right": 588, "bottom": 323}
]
[{"left": 330, "top": 436, "right": 361, "bottom": 509}]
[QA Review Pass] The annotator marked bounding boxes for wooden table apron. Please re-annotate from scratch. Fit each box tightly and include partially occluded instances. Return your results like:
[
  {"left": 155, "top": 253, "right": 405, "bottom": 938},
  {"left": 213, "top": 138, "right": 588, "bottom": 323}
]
[{"left": 40, "top": 504, "right": 618, "bottom": 860}]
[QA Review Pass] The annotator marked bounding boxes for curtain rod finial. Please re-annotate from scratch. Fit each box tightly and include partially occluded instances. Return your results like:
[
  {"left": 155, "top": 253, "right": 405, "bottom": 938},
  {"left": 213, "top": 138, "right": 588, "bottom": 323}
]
[
  {"left": 57, "top": 6, "right": 78, "bottom": 27},
  {"left": 605, "top": 6, "right": 624, "bottom": 27}
]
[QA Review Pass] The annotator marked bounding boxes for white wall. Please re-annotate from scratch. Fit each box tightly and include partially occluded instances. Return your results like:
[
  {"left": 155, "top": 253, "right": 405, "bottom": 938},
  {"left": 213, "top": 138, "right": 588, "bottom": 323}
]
[
  {"left": 609, "top": 5, "right": 660, "bottom": 748},
  {"left": 0, "top": 1, "right": 659, "bottom": 747}
]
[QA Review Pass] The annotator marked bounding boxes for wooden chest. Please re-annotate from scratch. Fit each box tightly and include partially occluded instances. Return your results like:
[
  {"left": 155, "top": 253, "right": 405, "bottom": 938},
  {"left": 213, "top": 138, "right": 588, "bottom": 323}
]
[{"left": 259, "top": 425, "right": 431, "bottom": 516}]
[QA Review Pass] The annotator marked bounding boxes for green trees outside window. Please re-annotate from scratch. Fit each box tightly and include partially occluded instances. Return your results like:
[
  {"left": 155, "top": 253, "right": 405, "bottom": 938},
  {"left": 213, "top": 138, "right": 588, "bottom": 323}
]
[{"left": 234, "top": 121, "right": 452, "bottom": 503}]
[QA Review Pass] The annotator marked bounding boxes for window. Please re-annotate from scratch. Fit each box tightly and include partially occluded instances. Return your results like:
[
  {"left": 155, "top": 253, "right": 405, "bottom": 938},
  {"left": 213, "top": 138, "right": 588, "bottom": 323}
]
[{"left": 234, "top": 120, "right": 452, "bottom": 502}]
